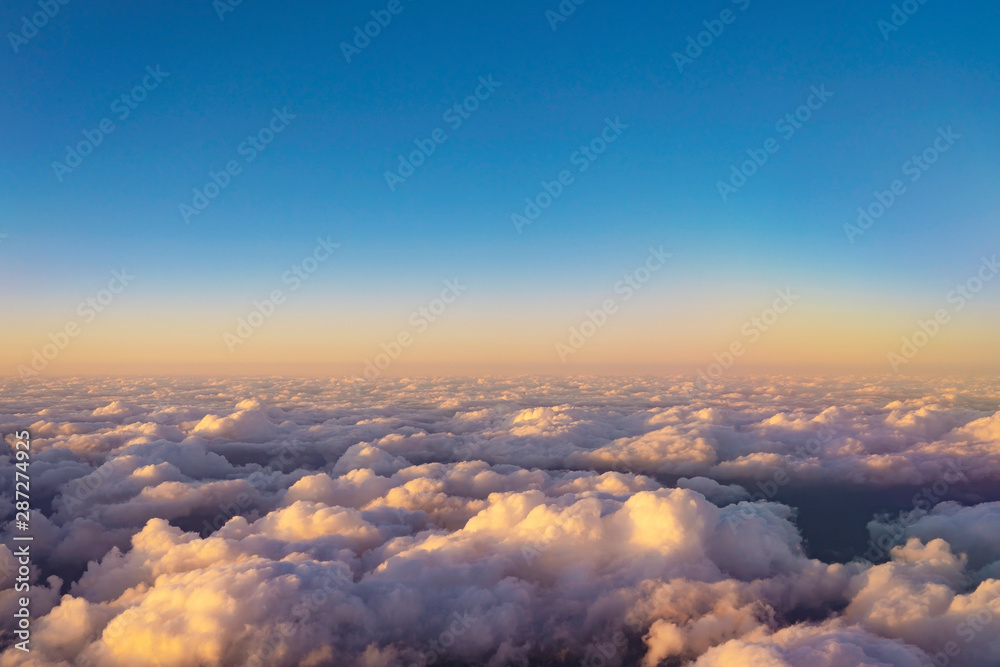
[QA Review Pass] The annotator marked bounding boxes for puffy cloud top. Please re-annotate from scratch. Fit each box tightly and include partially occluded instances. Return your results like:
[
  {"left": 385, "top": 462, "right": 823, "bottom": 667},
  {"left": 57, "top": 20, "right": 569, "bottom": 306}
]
[{"left": 0, "top": 375, "right": 998, "bottom": 666}]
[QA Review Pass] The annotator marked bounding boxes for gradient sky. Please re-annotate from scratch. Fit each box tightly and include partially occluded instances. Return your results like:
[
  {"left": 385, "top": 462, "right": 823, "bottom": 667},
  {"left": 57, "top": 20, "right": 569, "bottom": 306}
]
[{"left": 2, "top": 0, "right": 999, "bottom": 375}]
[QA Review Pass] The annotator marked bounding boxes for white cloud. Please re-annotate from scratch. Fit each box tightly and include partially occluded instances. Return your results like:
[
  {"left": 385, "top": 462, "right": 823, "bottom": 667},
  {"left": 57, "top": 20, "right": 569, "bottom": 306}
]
[{"left": 1, "top": 375, "right": 999, "bottom": 665}]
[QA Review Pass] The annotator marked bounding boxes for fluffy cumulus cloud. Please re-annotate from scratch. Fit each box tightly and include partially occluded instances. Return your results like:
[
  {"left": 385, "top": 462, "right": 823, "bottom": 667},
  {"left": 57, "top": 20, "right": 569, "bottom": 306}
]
[{"left": 0, "top": 375, "right": 998, "bottom": 666}]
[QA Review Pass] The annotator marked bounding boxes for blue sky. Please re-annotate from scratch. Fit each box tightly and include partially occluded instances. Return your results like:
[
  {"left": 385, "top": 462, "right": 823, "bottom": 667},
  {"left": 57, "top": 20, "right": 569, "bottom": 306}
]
[{"left": 2, "top": 0, "right": 999, "bottom": 371}]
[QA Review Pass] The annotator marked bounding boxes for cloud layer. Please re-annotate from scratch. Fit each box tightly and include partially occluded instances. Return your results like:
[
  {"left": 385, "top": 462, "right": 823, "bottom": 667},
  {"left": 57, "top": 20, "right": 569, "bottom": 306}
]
[{"left": 1, "top": 375, "right": 998, "bottom": 666}]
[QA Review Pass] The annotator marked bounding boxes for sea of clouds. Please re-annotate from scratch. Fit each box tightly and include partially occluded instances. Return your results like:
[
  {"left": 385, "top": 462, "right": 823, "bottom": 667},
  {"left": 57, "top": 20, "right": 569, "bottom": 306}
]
[{"left": 0, "top": 375, "right": 998, "bottom": 666}]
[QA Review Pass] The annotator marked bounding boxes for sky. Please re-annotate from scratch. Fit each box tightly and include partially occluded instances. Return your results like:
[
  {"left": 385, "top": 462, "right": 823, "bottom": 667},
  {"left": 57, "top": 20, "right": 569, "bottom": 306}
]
[{"left": 2, "top": 0, "right": 999, "bottom": 375}]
